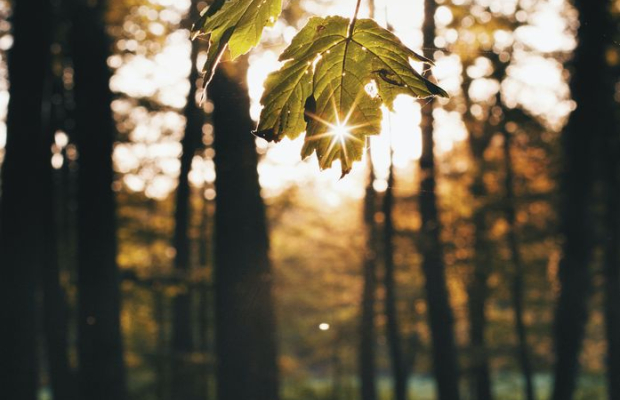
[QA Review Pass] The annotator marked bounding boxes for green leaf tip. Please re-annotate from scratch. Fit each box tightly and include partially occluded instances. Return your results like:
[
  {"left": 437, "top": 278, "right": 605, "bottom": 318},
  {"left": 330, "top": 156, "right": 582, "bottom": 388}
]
[
  {"left": 192, "top": 0, "right": 282, "bottom": 87},
  {"left": 256, "top": 16, "right": 449, "bottom": 177}
]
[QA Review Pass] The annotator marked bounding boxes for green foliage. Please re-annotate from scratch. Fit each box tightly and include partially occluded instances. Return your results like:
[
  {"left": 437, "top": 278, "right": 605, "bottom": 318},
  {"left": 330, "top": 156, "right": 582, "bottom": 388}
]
[
  {"left": 192, "top": 0, "right": 447, "bottom": 175},
  {"left": 191, "top": 0, "right": 282, "bottom": 85},
  {"left": 256, "top": 16, "right": 447, "bottom": 175}
]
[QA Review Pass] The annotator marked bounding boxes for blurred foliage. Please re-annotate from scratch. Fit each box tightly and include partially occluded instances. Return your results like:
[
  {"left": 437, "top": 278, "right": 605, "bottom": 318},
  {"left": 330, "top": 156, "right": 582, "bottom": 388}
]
[
  {"left": 0, "top": 0, "right": 613, "bottom": 398},
  {"left": 103, "top": 0, "right": 610, "bottom": 397}
]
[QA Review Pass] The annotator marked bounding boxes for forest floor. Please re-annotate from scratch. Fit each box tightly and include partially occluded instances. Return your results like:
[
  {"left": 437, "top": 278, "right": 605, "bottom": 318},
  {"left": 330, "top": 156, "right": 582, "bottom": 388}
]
[{"left": 281, "top": 373, "right": 607, "bottom": 400}]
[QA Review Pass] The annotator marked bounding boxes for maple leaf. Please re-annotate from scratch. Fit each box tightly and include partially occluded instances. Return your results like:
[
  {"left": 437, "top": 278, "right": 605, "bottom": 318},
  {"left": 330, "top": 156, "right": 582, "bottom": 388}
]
[
  {"left": 192, "top": 0, "right": 282, "bottom": 86},
  {"left": 255, "top": 16, "right": 448, "bottom": 176}
]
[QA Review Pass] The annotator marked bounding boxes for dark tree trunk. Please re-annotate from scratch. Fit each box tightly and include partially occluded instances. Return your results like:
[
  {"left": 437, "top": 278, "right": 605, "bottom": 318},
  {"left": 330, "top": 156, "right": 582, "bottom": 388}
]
[
  {"left": 502, "top": 129, "right": 535, "bottom": 400},
  {"left": 384, "top": 158, "right": 408, "bottom": 400},
  {"left": 460, "top": 56, "right": 500, "bottom": 400},
  {"left": 419, "top": 1, "right": 461, "bottom": 399},
  {"left": 71, "top": 1, "right": 127, "bottom": 399},
  {"left": 467, "top": 161, "right": 493, "bottom": 400},
  {"left": 602, "top": 7, "right": 620, "bottom": 400},
  {"left": 41, "top": 148, "right": 76, "bottom": 400},
  {"left": 154, "top": 288, "right": 169, "bottom": 400},
  {"left": 197, "top": 185, "right": 212, "bottom": 399},
  {"left": 604, "top": 132, "right": 620, "bottom": 400},
  {"left": 41, "top": 37, "right": 76, "bottom": 400},
  {"left": 551, "top": 1, "right": 611, "bottom": 399},
  {"left": 360, "top": 156, "right": 378, "bottom": 400},
  {"left": 198, "top": 191, "right": 211, "bottom": 354},
  {"left": 171, "top": 2, "right": 204, "bottom": 398},
  {"left": 0, "top": 0, "right": 52, "bottom": 398},
  {"left": 210, "top": 64, "right": 280, "bottom": 400}
]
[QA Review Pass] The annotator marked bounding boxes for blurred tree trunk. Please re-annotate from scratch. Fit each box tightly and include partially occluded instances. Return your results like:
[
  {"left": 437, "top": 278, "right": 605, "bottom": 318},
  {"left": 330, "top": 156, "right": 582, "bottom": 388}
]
[
  {"left": 360, "top": 155, "right": 378, "bottom": 400},
  {"left": 41, "top": 135, "right": 76, "bottom": 400},
  {"left": 0, "top": 0, "right": 52, "bottom": 398},
  {"left": 197, "top": 184, "right": 212, "bottom": 399},
  {"left": 71, "top": 1, "right": 127, "bottom": 399},
  {"left": 466, "top": 148, "right": 493, "bottom": 400},
  {"left": 146, "top": 196, "right": 169, "bottom": 400},
  {"left": 198, "top": 190, "right": 211, "bottom": 354},
  {"left": 41, "top": 30, "right": 76, "bottom": 400},
  {"left": 384, "top": 155, "right": 408, "bottom": 400},
  {"left": 419, "top": 1, "right": 461, "bottom": 399},
  {"left": 171, "top": 1, "right": 204, "bottom": 398},
  {"left": 460, "top": 54, "right": 502, "bottom": 400},
  {"left": 501, "top": 128, "right": 535, "bottom": 400},
  {"left": 602, "top": 6, "right": 620, "bottom": 400},
  {"left": 210, "top": 63, "right": 280, "bottom": 400},
  {"left": 551, "top": 1, "right": 610, "bottom": 398},
  {"left": 604, "top": 129, "right": 620, "bottom": 400},
  {"left": 154, "top": 288, "right": 169, "bottom": 400},
  {"left": 604, "top": 141, "right": 620, "bottom": 400}
]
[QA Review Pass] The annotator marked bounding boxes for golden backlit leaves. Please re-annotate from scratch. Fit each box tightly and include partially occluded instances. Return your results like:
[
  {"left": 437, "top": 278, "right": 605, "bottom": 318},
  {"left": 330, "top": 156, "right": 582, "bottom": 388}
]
[
  {"left": 256, "top": 16, "right": 448, "bottom": 176},
  {"left": 191, "top": 0, "right": 282, "bottom": 85}
]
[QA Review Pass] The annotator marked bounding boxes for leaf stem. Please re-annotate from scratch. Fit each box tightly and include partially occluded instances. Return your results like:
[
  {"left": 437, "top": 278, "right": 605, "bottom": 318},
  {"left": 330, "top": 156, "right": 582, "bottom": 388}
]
[{"left": 348, "top": 0, "right": 363, "bottom": 37}]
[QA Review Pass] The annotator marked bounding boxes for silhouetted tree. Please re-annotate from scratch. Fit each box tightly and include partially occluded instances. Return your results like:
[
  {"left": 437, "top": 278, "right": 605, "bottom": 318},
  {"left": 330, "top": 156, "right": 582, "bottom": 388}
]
[
  {"left": 0, "top": 0, "right": 52, "bottom": 398},
  {"left": 551, "top": 0, "right": 611, "bottom": 398},
  {"left": 604, "top": 121, "right": 620, "bottom": 400},
  {"left": 501, "top": 118, "right": 535, "bottom": 400},
  {"left": 209, "top": 63, "right": 280, "bottom": 400},
  {"left": 460, "top": 74, "right": 494, "bottom": 400},
  {"left": 360, "top": 155, "right": 378, "bottom": 400},
  {"left": 41, "top": 9, "right": 76, "bottom": 397},
  {"left": 459, "top": 51, "right": 511, "bottom": 400},
  {"left": 419, "top": 1, "right": 461, "bottom": 399},
  {"left": 383, "top": 152, "right": 408, "bottom": 400},
  {"left": 602, "top": 3, "right": 620, "bottom": 399},
  {"left": 71, "top": 0, "right": 127, "bottom": 398},
  {"left": 360, "top": 3, "right": 379, "bottom": 397},
  {"left": 197, "top": 180, "right": 213, "bottom": 399},
  {"left": 171, "top": 1, "right": 204, "bottom": 398},
  {"left": 446, "top": 5, "right": 536, "bottom": 397}
]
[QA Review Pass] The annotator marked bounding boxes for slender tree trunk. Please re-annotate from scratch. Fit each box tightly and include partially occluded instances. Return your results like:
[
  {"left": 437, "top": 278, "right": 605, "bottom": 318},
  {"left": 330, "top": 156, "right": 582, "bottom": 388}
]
[
  {"left": 171, "top": 1, "right": 204, "bottom": 398},
  {"left": 603, "top": 12, "right": 620, "bottom": 400},
  {"left": 41, "top": 36, "right": 76, "bottom": 400},
  {"left": 41, "top": 152, "right": 76, "bottom": 400},
  {"left": 460, "top": 66, "right": 497, "bottom": 400},
  {"left": 360, "top": 155, "right": 378, "bottom": 400},
  {"left": 551, "top": 1, "right": 610, "bottom": 398},
  {"left": 331, "top": 337, "right": 343, "bottom": 400},
  {"left": 198, "top": 190, "right": 211, "bottom": 354},
  {"left": 0, "top": 0, "right": 52, "bottom": 398},
  {"left": 384, "top": 156, "right": 408, "bottom": 400},
  {"left": 502, "top": 130, "right": 535, "bottom": 400},
  {"left": 198, "top": 184, "right": 212, "bottom": 399},
  {"left": 154, "top": 288, "right": 169, "bottom": 400},
  {"left": 467, "top": 161, "right": 493, "bottom": 400},
  {"left": 71, "top": 1, "right": 127, "bottom": 399},
  {"left": 210, "top": 64, "right": 280, "bottom": 400},
  {"left": 604, "top": 135, "right": 620, "bottom": 400},
  {"left": 419, "top": 1, "right": 461, "bottom": 399}
]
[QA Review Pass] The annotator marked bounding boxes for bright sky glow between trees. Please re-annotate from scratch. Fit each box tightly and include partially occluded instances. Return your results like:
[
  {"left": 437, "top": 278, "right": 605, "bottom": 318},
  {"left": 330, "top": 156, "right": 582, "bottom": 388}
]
[
  {"left": 1, "top": 0, "right": 619, "bottom": 397},
  {"left": 0, "top": 0, "right": 575, "bottom": 203}
]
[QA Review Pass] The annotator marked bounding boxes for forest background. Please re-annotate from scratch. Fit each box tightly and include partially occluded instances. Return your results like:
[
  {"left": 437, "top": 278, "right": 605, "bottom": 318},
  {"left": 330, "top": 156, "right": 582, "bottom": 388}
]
[{"left": 0, "top": 0, "right": 619, "bottom": 400}]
